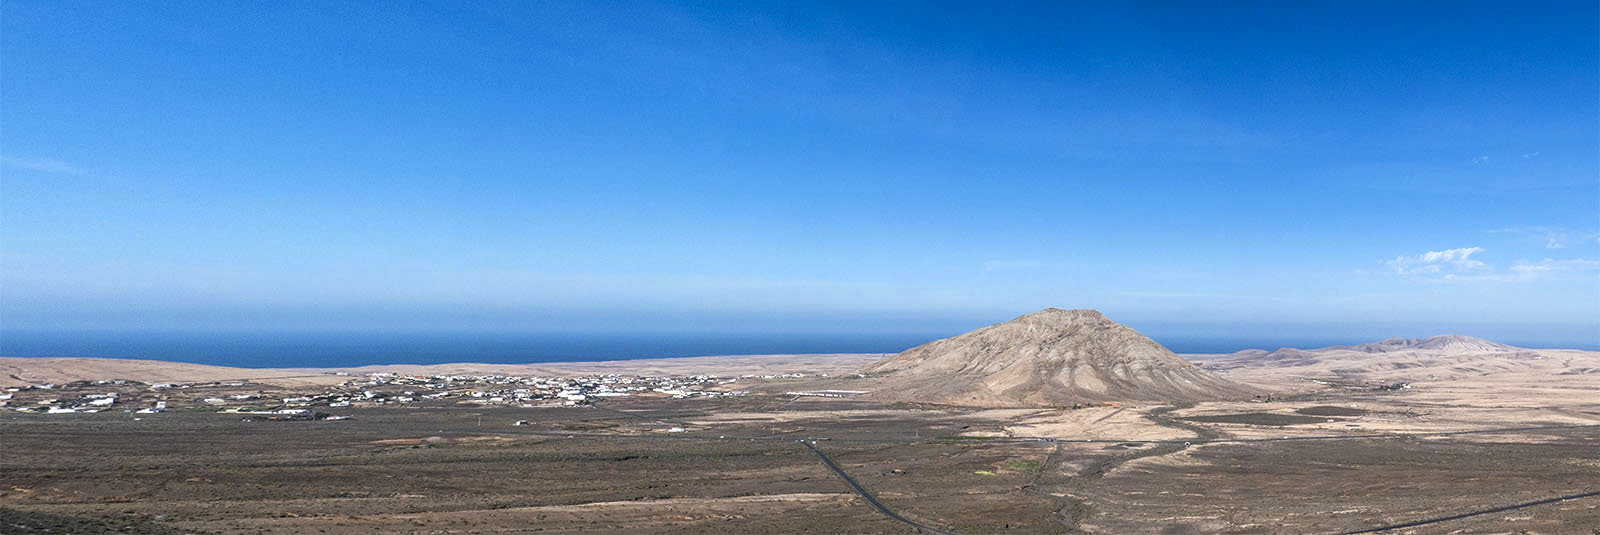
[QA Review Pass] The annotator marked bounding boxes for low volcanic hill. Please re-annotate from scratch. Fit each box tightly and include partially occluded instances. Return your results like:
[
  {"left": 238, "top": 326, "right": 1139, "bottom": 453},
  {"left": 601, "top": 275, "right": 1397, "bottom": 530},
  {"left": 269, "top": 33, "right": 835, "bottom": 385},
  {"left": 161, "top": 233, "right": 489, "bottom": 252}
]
[{"left": 862, "top": 308, "right": 1256, "bottom": 406}]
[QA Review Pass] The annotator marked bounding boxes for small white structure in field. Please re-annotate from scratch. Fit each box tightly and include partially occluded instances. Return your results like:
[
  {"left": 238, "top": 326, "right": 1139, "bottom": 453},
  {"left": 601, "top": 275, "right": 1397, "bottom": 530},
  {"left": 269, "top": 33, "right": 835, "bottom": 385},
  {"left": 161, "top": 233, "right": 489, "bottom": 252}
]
[{"left": 667, "top": 427, "right": 686, "bottom": 433}]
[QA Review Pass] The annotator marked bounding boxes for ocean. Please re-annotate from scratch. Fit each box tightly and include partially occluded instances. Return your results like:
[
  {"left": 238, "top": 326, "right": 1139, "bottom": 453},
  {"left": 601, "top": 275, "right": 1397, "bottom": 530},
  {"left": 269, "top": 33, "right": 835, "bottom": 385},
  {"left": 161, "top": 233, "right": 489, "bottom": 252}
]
[
  {"left": 0, "top": 330, "right": 942, "bottom": 368},
  {"left": 1, "top": 329, "right": 1592, "bottom": 369}
]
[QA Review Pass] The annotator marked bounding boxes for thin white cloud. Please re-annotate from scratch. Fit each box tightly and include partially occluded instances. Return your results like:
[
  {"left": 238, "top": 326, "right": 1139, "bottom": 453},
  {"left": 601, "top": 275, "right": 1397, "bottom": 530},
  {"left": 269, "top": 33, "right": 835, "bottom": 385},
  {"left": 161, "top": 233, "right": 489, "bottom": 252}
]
[
  {"left": 1489, "top": 225, "right": 1598, "bottom": 249},
  {"left": 1388, "top": 247, "right": 1599, "bottom": 282},
  {"left": 1507, "top": 258, "right": 1600, "bottom": 281},
  {"left": 1, "top": 154, "right": 84, "bottom": 175},
  {"left": 1521, "top": 151, "right": 1540, "bottom": 159},
  {"left": 1469, "top": 155, "right": 1490, "bottom": 165},
  {"left": 1386, "top": 247, "right": 1486, "bottom": 275}
]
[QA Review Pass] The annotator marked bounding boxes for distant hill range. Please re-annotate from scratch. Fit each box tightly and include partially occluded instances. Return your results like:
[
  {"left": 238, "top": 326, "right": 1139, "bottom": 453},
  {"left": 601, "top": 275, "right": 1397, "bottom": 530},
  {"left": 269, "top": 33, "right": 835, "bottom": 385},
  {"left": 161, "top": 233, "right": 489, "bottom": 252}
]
[
  {"left": 1199, "top": 334, "right": 1600, "bottom": 382},
  {"left": 863, "top": 308, "right": 1257, "bottom": 406},
  {"left": 1218, "top": 335, "right": 1525, "bottom": 367},
  {"left": 1334, "top": 335, "right": 1518, "bottom": 354}
]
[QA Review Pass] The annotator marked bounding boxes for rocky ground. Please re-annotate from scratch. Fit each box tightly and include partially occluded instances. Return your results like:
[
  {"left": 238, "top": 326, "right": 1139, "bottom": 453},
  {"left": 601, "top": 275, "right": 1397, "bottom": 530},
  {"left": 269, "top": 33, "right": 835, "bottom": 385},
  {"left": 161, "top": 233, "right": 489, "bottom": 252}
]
[{"left": 3, "top": 384, "right": 1597, "bottom": 534}]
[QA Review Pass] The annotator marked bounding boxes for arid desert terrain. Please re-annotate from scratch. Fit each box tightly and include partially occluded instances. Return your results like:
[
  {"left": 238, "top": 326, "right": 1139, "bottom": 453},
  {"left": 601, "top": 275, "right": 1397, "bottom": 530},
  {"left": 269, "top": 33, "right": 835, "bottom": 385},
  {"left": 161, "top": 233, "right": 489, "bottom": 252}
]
[{"left": 3, "top": 310, "right": 1597, "bottom": 534}]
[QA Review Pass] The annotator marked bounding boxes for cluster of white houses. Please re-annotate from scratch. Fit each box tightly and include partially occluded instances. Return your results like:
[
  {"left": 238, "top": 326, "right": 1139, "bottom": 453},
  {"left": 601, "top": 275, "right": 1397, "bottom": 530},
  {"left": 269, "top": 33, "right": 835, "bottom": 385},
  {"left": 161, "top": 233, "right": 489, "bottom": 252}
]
[
  {"left": 2, "top": 386, "right": 169, "bottom": 414},
  {"left": 324, "top": 372, "right": 748, "bottom": 407},
  {"left": 4, "top": 370, "right": 769, "bottom": 414}
]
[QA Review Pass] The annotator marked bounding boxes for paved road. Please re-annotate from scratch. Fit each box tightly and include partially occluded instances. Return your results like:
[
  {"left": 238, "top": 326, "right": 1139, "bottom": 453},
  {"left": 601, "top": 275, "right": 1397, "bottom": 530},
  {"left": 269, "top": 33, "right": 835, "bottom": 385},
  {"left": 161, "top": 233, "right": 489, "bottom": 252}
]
[
  {"left": 1339, "top": 489, "right": 1600, "bottom": 534},
  {"left": 798, "top": 439, "right": 961, "bottom": 535}
]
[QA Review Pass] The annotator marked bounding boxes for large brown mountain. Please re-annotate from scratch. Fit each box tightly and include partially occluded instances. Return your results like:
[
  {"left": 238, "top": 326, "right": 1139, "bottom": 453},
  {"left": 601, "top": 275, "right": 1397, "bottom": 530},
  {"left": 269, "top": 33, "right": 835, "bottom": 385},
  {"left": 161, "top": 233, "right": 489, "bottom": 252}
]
[{"left": 863, "top": 308, "right": 1256, "bottom": 405}]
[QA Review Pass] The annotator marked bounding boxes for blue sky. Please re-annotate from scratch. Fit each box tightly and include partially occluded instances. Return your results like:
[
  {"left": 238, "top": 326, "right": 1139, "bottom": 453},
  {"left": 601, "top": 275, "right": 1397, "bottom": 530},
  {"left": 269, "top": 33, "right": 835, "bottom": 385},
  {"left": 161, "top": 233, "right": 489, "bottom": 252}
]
[{"left": 3, "top": 1, "right": 1598, "bottom": 345}]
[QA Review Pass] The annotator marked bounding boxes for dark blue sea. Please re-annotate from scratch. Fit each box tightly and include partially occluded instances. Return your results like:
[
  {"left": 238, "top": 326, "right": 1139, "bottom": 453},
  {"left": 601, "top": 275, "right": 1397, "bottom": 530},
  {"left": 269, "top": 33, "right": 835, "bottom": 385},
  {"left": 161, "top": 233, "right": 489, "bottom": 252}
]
[
  {"left": 0, "top": 330, "right": 946, "bottom": 368},
  {"left": 1, "top": 329, "right": 1594, "bottom": 369}
]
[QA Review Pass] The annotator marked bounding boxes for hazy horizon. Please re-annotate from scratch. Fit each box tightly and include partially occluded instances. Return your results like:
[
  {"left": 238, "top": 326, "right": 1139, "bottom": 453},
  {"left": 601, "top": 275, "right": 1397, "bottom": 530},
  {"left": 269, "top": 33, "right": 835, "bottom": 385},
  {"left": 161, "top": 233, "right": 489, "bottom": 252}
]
[
  {"left": 4, "top": 317, "right": 1595, "bottom": 369},
  {"left": 4, "top": 2, "right": 1597, "bottom": 354}
]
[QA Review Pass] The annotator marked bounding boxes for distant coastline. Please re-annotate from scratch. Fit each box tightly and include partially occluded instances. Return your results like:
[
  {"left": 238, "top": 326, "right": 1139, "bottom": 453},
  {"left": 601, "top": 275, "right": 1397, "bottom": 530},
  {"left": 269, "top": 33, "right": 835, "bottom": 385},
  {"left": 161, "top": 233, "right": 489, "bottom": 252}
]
[
  {"left": 0, "top": 330, "right": 942, "bottom": 369},
  {"left": 0, "top": 353, "right": 889, "bottom": 389},
  {"left": 3, "top": 329, "right": 1596, "bottom": 369}
]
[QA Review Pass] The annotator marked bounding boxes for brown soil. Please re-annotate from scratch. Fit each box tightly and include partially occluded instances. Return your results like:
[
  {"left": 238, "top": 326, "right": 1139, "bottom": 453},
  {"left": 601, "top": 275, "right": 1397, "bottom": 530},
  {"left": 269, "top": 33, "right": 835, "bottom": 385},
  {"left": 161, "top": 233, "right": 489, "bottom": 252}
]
[
  {"left": 4, "top": 346, "right": 1597, "bottom": 534},
  {"left": 4, "top": 391, "right": 1596, "bottom": 534}
]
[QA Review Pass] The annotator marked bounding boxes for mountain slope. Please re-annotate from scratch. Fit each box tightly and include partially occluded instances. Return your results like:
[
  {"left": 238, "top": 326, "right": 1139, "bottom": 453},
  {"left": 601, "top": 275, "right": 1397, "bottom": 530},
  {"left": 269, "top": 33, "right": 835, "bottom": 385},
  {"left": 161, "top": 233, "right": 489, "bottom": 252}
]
[{"left": 863, "top": 308, "right": 1256, "bottom": 405}]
